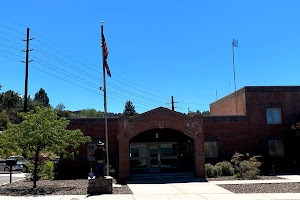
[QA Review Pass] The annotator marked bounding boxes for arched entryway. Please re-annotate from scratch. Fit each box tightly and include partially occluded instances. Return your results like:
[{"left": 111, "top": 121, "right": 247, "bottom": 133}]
[
  {"left": 117, "top": 107, "right": 205, "bottom": 181},
  {"left": 129, "top": 128, "right": 194, "bottom": 173}
]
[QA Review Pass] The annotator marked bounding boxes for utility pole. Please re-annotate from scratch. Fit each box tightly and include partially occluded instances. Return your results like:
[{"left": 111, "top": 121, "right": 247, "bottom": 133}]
[
  {"left": 23, "top": 28, "right": 33, "bottom": 112},
  {"left": 171, "top": 96, "right": 174, "bottom": 111}
]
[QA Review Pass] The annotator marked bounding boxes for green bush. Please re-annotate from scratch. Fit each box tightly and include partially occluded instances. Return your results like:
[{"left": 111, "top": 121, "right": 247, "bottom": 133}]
[
  {"left": 231, "top": 153, "right": 261, "bottom": 179},
  {"left": 26, "top": 161, "right": 54, "bottom": 180},
  {"left": 205, "top": 163, "right": 215, "bottom": 178},
  {"left": 205, "top": 163, "right": 223, "bottom": 178},
  {"left": 212, "top": 165, "right": 223, "bottom": 177},
  {"left": 215, "top": 161, "right": 234, "bottom": 176}
]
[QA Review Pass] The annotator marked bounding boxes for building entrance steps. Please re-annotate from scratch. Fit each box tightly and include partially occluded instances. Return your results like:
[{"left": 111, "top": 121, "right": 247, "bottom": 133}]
[{"left": 129, "top": 171, "right": 196, "bottom": 181}]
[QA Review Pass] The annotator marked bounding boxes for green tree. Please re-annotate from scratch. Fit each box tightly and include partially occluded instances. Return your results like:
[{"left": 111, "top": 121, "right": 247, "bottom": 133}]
[
  {"left": 0, "top": 110, "right": 10, "bottom": 130},
  {"left": 55, "top": 103, "right": 71, "bottom": 118},
  {"left": 0, "top": 90, "right": 23, "bottom": 123},
  {"left": 34, "top": 88, "right": 50, "bottom": 107},
  {"left": 188, "top": 110, "right": 210, "bottom": 115},
  {"left": 71, "top": 109, "right": 104, "bottom": 117},
  {"left": 0, "top": 107, "right": 91, "bottom": 188},
  {"left": 123, "top": 100, "right": 137, "bottom": 116}
]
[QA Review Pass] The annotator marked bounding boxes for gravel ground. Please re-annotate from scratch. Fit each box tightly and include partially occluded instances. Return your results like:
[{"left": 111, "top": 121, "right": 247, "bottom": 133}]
[
  {"left": 206, "top": 176, "right": 284, "bottom": 181},
  {"left": 0, "top": 179, "right": 132, "bottom": 196},
  {"left": 219, "top": 182, "right": 300, "bottom": 193}
]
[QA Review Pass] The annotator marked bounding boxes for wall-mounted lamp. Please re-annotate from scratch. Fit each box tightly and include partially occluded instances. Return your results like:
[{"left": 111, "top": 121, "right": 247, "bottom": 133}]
[{"left": 156, "top": 133, "right": 158, "bottom": 139}]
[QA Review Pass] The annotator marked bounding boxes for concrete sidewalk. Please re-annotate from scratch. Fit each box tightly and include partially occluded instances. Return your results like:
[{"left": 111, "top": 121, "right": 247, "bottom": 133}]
[
  {"left": 209, "top": 175, "right": 300, "bottom": 185},
  {"left": 0, "top": 175, "right": 299, "bottom": 199}
]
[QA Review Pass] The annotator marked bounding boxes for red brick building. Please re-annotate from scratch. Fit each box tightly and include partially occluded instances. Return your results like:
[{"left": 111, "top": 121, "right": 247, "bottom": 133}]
[{"left": 67, "top": 86, "right": 300, "bottom": 180}]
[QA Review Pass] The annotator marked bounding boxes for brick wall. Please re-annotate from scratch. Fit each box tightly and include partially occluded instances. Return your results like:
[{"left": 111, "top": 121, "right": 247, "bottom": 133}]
[
  {"left": 67, "top": 117, "right": 119, "bottom": 167},
  {"left": 203, "top": 115, "right": 249, "bottom": 161},
  {"left": 210, "top": 87, "right": 247, "bottom": 115}
]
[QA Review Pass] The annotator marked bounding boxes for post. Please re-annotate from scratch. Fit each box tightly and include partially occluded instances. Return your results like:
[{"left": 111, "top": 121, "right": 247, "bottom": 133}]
[
  {"left": 9, "top": 166, "right": 12, "bottom": 183},
  {"left": 101, "top": 22, "right": 110, "bottom": 176},
  {"left": 232, "top": 40, "right": 237, "bottom": 115},
  {"left": 171, "top": 96, "right": 174, "bottom": 111},
  {"left": 24, "top": 28, "right": 30, "bottom": 112}
]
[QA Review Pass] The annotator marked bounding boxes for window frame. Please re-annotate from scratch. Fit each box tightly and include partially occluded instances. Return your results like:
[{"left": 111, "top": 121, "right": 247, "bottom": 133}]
[
  {"left": 268, "top": 140, "right": 284, "bottom": 156},
  {"left": 204, "top": 141, "right": 218, "bottom": 158},
  {"left": 266, "top": 108, "right": 282, "bottom": 124}
]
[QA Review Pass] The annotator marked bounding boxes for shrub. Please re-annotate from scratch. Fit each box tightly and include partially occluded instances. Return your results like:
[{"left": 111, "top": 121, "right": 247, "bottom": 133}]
[
  {"left": 205, "top": 163, "right": 215, "bottom": 178},
  {"left": 231, "top": 152, "right": 262, "bottom": 179},
  {"left": 26, "top": 161, "right": 54, "bottom": 180},
  {"left": 205, "top": 163, "right": 223, "bottom": 177},
  {"left": 212, "top": 165, "right": 223, "bottom": 177},
  {"left": 215, "top": 161, "right": 234, "bottom": 176}
]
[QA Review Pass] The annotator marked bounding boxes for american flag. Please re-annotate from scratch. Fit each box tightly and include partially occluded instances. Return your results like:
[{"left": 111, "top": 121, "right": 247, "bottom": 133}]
[{"left": 101, "top": 34, "right": 111, "bottom": 77}]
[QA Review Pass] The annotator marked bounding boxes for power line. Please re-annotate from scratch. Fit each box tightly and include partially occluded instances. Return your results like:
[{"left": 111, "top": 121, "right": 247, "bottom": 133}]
[
  {"left": 0, "top": 53, "right": 21, "bottom": 62},
  {"left": 31, "top": 32, "right": 169, "bottom": 101},
  {"left": 0, "top": 49, "right": 23, "bottom": 58},
  {"left": 0, "top": 24, "right": 26, "bottom": 36},
  {"left": 0, "top": 36, "right": 24, "bottom": 46},
  {"left": 31, "top": 45, "right": 166, "bottom": 105},
  {"left": 29, "top": 65, "right": 151, "bottom": 110},
  {"left": 32, "top": 56, "right": 161, "bottom": 108},
  {"left": 0, "top": 42, "right": 22, "bottom": 51},
  {"left": 0, "top": 30, "right": 23, "bottom": 41}
]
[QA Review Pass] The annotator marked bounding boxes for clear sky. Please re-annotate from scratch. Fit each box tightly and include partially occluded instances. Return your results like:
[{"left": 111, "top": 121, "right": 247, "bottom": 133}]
[{"left": 1, "top": 0, "right": 300, "bottom": 114}]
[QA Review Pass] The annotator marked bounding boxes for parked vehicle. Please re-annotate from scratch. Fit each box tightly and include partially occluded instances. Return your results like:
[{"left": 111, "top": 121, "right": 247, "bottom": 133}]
[
  {"left": 4, "top": 156, "right": 28, "bottom": 172},
  {"left": 3, "top": 163, "right": 27, "bottom": 172},
  {"left": 0, "top": 160, "right": 6, "bottom": 171}
]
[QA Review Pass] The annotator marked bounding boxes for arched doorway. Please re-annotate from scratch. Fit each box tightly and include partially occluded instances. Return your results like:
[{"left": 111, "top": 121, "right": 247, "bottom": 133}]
[
  {"left": 117, "top": 107, "right": 205, "bottom": 181},
  {"left": 129, "top": 128, "right": 194, "bottom": 173}
]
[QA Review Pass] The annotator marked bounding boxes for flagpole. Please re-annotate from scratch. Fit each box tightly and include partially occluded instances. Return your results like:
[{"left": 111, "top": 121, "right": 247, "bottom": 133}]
[
  {"left": 232, "top": 39, "right": 237, "bottom": 115},
  {"left": 101, "top": 21, "right": 110, "bottom": 176}
]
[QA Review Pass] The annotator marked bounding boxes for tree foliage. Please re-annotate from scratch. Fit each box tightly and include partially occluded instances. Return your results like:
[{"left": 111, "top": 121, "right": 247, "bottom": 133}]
[
  {"left": 34, "top": 88, "right": 50, "bottom": 107},
  {"left": 0, "top": 107, "right": 91, "bottom": 188},
  {"left": 0, "top": 90, "right": 23, "bottom": 123},
  {"left": 0, "top": 110, "right": 11, "bottom": 130},
  {"left": 55, "top": 103, "right": 71, "bottom": 118},
  {"left": 188, "top": 110, "right": 210, "bottom": 116},
  {"left": 71, "top": 109, "right": 104, "bottom": 117},
  {"left": 123, "top": 100, "right": 137, "bottom": 116}
]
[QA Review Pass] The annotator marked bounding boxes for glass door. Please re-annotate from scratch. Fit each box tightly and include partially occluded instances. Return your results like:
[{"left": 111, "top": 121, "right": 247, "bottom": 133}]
[{"left": 148, "top": 144, "right": 160, "bottom": 171}]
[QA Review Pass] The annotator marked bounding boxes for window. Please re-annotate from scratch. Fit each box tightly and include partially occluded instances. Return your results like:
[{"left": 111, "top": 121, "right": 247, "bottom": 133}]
[
  {"left": 268, "top": 140, "right": 284, "bottom": 156},
  {"left": 204, "top": 141, "right": 218, "bottom": 158},
  {"left": 266, "top": 108, "right": 281, "bottom": 124}
]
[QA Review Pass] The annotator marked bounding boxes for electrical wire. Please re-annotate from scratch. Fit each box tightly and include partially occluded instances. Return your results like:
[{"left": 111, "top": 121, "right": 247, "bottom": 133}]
[
  {"left": 0, "top": 24, "right": 26, "bottom": 36},
  {"left": 29, "top": 65, "right": 151, "bottom": 110},
  {"left": 31, "top": 45, "right": 166, "bottom": 105},
  {"left": 0, "top": 49, "right": 23, "bottom": 58},
  {"left": 0, "top": 36, "right": 24, "bottom": 47}
]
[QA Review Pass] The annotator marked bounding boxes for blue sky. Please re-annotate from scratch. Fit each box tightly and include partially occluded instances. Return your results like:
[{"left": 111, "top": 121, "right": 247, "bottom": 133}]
[{"left": 1, "top": 1, "right": 300, "bottom": 114}]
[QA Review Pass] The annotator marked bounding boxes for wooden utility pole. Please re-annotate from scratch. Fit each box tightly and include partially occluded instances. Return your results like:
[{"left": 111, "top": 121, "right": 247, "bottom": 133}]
[
  {"left": 171, "top": 96, "right": 174, "bottom": 111},
  {"left": 23, "top": 28, "right": 33, "bottom": 112}
]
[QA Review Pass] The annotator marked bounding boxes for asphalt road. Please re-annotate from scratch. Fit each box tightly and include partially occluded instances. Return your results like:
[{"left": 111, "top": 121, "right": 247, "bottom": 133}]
[{"left": 0, "top": 172, "right": 25, "bottom": 185}]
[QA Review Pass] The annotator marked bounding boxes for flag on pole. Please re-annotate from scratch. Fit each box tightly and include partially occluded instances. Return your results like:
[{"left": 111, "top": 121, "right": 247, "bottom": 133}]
[
  {"left": 232, "top": 39, "right": 239, "bottom": 47},
  {"left": 101, "top": 34, "right": 111, "bottom": 77}
]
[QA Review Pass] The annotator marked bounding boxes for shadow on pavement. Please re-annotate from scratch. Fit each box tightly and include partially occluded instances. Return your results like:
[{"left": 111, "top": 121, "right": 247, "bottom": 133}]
[{"left": 126, "top": 177, "right": 208, "bottom": 184}]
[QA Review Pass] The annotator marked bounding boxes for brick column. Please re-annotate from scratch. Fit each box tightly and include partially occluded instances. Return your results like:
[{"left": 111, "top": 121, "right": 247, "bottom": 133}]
[
  {"left": 192, "top": 115, "right": 205, "bottom": 178},
  {"left": 118, "top": 116, "right": 130, "bottom": 181}
]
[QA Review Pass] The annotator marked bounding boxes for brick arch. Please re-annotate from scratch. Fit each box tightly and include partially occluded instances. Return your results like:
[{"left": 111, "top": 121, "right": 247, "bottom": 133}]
[{"left": 117, "top": 107, "right": 205, "bottom": 181}]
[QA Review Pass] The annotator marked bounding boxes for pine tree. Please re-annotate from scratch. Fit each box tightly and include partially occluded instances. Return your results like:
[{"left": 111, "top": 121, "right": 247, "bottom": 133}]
[{"left": 123, "top": 100, "right": 137, "bottom": 116}]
